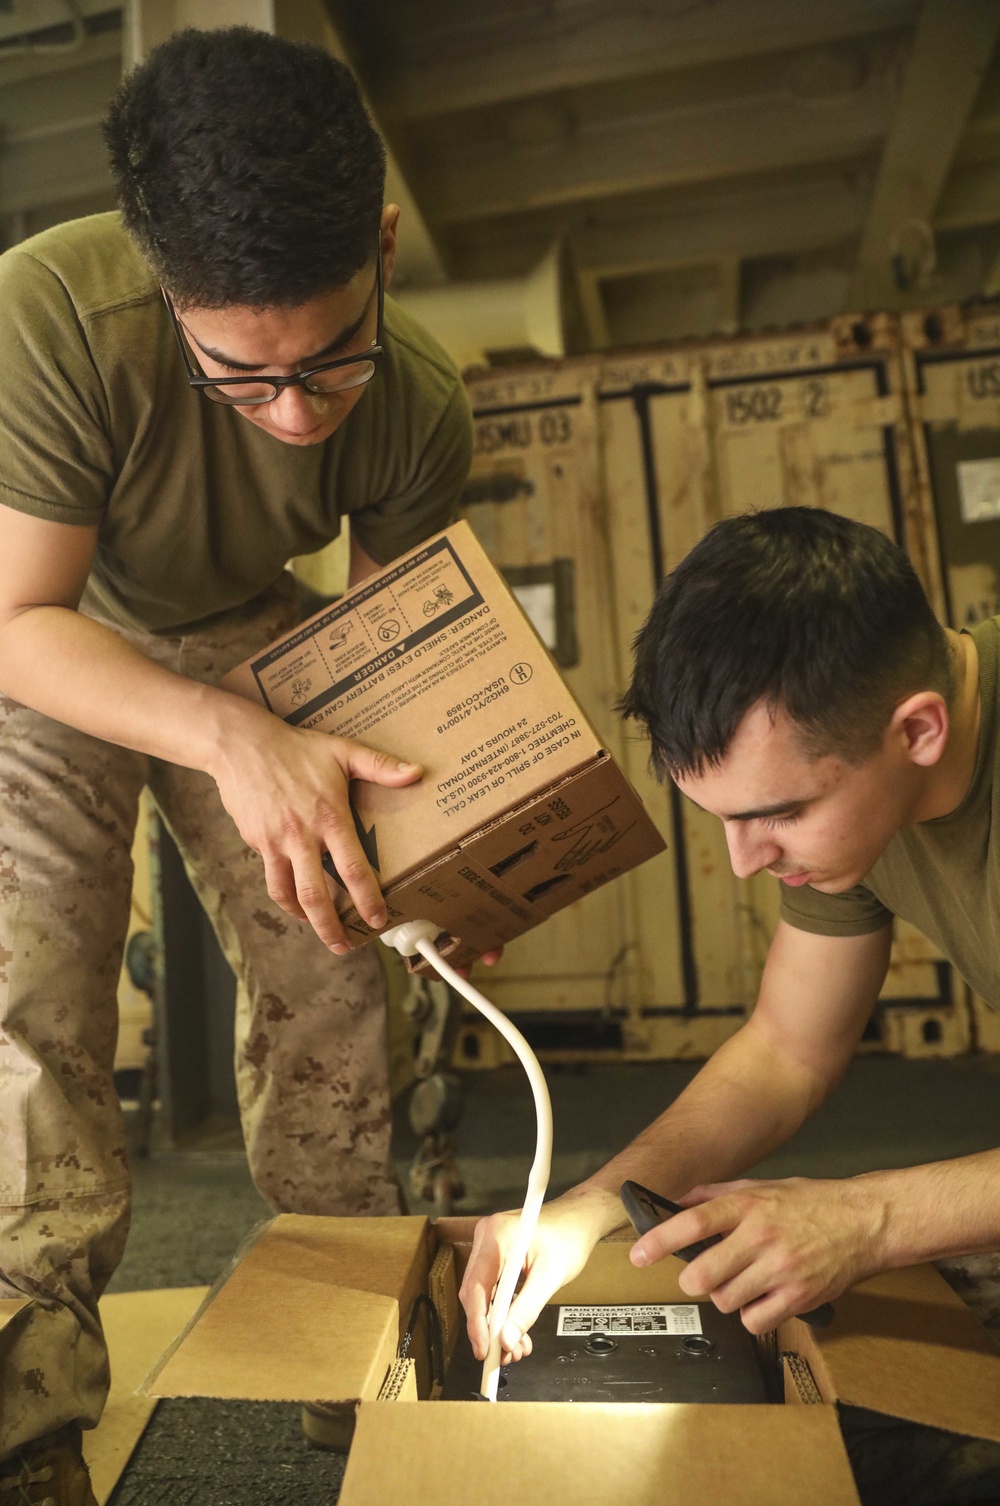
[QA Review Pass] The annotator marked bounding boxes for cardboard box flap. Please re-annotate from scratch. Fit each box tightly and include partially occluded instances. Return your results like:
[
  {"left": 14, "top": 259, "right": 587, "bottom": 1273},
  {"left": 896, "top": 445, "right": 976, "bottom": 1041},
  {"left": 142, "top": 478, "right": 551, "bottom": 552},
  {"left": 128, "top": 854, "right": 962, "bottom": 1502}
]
[
  {"left": 146, "top": 1214, "right": 430, "bottom": 1404},
  {"left": 787, "top": 1264, "right": 1000, "bottom": 1444},
  {"left": 339, "top": 1401, "right": 861, "bottom": 1506},
  {"left": 0, "top": 1297, "right": 29, "bottom": 1333}
]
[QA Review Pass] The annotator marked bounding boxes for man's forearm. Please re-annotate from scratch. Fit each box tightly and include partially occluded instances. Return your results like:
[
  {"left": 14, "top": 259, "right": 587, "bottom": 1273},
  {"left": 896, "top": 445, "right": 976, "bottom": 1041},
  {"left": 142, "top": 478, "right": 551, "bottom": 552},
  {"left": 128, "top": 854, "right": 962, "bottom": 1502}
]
[
  {"left": 0, "top": 603, "right": 260, "bottom": 773},
  {"left": 572, "top": 1017, "right": 830, "bottom": 1236},
  {"left": 863, "top": 1150, "right": 1000, "bottom": 1266}
]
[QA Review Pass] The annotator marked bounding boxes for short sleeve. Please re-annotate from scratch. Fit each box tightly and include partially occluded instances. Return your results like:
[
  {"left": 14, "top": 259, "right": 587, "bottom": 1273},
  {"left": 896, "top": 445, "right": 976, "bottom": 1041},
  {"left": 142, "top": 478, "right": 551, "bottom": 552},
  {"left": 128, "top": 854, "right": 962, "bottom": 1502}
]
[
  {"left": 0, "top": 249, "right": 112, "bottom": 524},
  {"left": 779, "top": 881, "right": 893, "bottom": 937},
  {"left": 349, "top": 381, "right": 472, "bottom": 565}
]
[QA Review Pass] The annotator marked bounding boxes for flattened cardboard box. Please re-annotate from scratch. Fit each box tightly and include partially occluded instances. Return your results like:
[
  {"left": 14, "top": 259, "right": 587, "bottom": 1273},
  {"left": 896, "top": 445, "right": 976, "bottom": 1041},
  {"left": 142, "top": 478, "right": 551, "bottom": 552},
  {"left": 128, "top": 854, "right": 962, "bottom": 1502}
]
[
  {"left": 144, "top": 1215, "right": 1000, "bottom": 1506},
  {"left": 222, "top": 522, "right": 664, "bottom": 968}
]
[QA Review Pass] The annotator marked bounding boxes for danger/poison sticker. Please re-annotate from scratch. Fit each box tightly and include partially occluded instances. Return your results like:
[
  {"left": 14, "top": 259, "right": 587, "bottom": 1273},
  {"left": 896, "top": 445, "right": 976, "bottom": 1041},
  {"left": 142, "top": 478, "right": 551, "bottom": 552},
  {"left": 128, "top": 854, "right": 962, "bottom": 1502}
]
[{"left": 556, "top": 1304, "right": 703, "bottom": 1337}]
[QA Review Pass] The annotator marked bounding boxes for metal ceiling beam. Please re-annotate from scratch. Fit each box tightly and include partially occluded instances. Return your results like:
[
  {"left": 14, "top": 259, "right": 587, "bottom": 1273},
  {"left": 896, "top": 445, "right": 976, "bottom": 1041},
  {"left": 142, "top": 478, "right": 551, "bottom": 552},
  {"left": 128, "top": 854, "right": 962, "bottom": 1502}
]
[
  {"left": 366, "top": 0, "right": 916, "bottom": 123},
  {"left": 847, "top": 0, "right": 1000, "bottom": 309},
  {"left": 424, "top": 63, "right": 896, "bottom": 227},
  {"left": 446, "top": 147, "right": 1000, "bottom": 291},
  {"left": 570, "top": 171, "right": 873, "bottom": 282}
]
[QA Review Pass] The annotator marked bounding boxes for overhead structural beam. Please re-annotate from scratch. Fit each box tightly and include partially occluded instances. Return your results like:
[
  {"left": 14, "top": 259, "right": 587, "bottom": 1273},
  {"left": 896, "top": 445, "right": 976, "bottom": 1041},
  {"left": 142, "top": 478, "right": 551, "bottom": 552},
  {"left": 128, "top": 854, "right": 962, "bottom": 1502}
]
[
  {"left": 372, "top": 0, "right": 913, "bottom": 123},
  {"left": 571, "top": 172, "right": 872, "bottom": 283},
  {"left": 445, "top": 152, "right": 1000, "bottom": 292},
  {"left": 122, "top": 0, "right": 446, "bottom": 288},
  {"left": 847, "top": 0, "right": 1000, "bottom": 309},
  {"left": 425, "top": 64, "right": 894, "bottom": 226}
]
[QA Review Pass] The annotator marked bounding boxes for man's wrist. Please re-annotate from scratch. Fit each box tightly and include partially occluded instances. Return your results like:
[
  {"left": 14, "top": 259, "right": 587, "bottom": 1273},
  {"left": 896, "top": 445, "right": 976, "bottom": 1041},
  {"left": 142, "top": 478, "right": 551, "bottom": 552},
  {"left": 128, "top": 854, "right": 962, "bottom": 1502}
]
[
  {"left": 851, "top": 1167, "right": 912, "bottom": 1272},
  {"left": 559, "top": 1180, "right": 630, "bottom": 1240},
  {"left": 194, "top": 684, "right": 273, "bottom": 780}
]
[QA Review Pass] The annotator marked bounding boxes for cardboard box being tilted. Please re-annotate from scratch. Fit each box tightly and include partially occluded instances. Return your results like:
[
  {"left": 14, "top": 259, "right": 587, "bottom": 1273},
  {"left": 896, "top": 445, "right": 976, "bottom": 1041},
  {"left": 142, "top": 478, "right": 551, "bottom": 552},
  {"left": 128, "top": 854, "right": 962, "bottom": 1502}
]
[
  {"left": 144, "top": 1215, "right": 1000, "bottom": 1506},
  {"left": 221, "top": 522, "right": 665, "bottom": 968}
]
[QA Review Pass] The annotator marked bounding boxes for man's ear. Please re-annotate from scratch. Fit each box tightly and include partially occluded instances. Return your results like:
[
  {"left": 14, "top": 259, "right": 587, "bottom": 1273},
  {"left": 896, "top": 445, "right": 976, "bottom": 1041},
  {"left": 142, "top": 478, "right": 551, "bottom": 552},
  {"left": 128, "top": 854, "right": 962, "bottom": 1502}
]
[
  {"left": 380, "top": 204, "right": 400, "bottom": 288},
  {"left": 892, "top": 691, "right": 949, "bottom": 767}
]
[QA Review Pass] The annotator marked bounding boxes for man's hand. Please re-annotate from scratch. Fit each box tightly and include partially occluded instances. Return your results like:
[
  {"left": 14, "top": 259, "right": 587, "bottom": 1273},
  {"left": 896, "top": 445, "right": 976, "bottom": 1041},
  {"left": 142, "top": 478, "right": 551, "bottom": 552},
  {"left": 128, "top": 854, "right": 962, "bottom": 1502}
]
[
  {"left": 453, "top": 947, "right": 503, "bottom": 979},
  {"left": 461, "top": 1190, "right": 618, "bottom": 1362},
  {"left": 210, "top": 701, "right": 421, "bottom": 952},
  {"left": 630, "top": 1175, "right": 887, "bottom": 1332}
]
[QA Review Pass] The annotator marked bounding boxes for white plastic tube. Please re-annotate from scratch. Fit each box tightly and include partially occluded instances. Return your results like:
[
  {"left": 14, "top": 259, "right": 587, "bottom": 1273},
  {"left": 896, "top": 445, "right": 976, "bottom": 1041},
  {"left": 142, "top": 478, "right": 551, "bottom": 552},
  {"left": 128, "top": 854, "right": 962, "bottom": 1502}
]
[{"left": 381, "top": 921, "right": 552, "bottom": 1401}]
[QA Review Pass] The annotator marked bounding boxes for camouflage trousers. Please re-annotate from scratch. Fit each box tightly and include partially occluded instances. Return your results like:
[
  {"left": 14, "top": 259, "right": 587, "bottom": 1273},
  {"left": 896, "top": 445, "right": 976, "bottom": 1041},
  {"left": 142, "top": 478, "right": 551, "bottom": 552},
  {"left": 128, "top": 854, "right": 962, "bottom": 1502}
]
[{"left": 0, "top": 575, "right": 400, "bottom": 1458}]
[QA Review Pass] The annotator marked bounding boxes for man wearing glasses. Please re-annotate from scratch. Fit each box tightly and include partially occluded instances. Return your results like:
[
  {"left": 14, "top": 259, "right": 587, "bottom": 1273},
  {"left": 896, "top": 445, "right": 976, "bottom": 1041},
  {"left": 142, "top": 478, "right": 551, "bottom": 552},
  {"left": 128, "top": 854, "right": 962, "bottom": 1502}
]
[{"left": 0, "top": 27, "right": 472, "bottom": 1500}]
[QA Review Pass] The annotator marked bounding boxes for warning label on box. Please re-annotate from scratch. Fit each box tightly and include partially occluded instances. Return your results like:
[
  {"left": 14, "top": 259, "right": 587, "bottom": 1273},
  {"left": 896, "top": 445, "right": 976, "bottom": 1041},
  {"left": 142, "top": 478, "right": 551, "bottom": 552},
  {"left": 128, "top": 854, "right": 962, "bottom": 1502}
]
[
  {"left": 556, "top": 1304, "right": 703, "bottom": 1337},
  {"left": 249, "top": 537, "right": 485, "bottom": 728}
]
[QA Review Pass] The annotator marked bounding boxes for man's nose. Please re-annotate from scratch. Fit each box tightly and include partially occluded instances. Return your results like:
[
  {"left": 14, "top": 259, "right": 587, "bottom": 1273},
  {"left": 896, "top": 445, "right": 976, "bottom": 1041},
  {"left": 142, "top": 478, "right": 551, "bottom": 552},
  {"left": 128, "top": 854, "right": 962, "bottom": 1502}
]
[
  {"left": 268, "top": 383, "right": 330, "bottom": 434},
  {"left": 724, "top": 822, "right": 780, "bottom": 880}
]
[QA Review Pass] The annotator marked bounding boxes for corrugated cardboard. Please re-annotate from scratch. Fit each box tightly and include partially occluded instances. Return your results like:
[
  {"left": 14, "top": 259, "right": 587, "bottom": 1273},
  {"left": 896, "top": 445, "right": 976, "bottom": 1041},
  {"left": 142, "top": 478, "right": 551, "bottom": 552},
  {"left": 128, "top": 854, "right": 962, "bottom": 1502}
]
[
  {"left": 221, "top": 522, "right": 665, "bottom": 968},
  {"left": 338, "top": 1401, "right": 861, "bottom": 1506},
  {"left": 148, "top": 1215, "right": 427, "bottom": 1403},
  {"left": 143, "top": 1214, "right": 1000, "bottom": 1504},
  {"left": 779, "top": 1264, "right": 1000, "bottom": 1444}
]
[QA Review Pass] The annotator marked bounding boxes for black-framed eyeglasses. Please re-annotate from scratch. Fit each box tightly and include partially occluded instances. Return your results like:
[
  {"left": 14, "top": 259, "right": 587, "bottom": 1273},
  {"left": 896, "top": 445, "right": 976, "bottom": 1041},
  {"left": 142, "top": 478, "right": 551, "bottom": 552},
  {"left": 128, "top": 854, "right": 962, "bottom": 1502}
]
[{"left": 163, "top": 246, "right": 384, "bottom": 406}]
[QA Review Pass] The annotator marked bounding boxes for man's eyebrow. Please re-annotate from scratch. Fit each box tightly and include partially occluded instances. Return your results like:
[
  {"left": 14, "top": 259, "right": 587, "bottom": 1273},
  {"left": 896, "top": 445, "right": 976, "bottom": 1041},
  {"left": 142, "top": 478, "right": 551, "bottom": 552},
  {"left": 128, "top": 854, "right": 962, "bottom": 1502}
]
[
  {"left": 725, "top": 799, "right": 809, "bottom": 822},
  {"left": 188, "top": 301, "right": 372, "bottom": 373}
]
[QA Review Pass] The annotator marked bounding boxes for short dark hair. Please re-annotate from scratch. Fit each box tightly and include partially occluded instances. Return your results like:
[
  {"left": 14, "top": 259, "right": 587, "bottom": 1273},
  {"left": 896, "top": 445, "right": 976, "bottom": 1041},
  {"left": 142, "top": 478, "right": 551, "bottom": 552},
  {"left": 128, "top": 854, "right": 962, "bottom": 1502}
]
[
  {"left": 620, "top": 508, "right": 952, "bottom": 779},
  {"left": 104, "top": 26, "right": 386, "bottom": 308}
]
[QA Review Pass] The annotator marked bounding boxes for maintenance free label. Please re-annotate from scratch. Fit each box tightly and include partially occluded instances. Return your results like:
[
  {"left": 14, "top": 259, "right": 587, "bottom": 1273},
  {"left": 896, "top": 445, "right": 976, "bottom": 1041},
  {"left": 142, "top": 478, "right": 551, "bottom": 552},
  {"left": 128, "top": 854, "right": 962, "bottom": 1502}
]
[{"left": 556, "top": 1304, "right": 703, "bottom": 1337}]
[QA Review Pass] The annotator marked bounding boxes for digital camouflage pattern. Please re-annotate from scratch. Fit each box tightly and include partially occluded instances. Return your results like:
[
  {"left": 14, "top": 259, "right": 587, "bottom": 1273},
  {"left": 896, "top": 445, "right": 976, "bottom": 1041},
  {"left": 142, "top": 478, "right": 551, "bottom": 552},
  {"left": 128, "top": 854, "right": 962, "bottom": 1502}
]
[{"left": 0, "top": 578, "right": 399, "bottom": 1458}]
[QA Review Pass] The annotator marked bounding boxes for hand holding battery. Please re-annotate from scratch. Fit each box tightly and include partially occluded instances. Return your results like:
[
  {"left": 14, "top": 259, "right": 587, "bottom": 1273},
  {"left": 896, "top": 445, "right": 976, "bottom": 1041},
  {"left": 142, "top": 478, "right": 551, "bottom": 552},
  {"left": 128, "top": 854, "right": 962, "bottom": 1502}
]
[{"left": 623, "top": 1179, "right": 837, "bottom": 1332}]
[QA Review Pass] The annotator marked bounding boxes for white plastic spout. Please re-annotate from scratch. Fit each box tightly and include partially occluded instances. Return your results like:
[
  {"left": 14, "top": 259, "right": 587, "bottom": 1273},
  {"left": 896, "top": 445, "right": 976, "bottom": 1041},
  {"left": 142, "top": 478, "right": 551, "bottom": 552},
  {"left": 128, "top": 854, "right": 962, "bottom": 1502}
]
[{"left": 380, "top": 922, "right": 553, "bottom": 1401}]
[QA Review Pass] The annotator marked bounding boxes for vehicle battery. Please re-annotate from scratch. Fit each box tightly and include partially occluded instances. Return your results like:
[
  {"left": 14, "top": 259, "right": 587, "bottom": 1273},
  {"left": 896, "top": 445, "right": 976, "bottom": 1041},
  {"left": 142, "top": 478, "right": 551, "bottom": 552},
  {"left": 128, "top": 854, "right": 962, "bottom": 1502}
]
[{"left": 441, "top": 1301, "right": 776, "bottom": 1404}]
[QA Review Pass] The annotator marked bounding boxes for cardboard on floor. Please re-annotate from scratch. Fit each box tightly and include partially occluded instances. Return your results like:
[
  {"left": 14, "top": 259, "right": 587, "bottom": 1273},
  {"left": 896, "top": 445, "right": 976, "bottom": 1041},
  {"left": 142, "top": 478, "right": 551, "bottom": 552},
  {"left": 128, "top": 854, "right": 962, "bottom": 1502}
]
[{"left": 84, "top": 1288, "right": 208, "bottom": 1504}]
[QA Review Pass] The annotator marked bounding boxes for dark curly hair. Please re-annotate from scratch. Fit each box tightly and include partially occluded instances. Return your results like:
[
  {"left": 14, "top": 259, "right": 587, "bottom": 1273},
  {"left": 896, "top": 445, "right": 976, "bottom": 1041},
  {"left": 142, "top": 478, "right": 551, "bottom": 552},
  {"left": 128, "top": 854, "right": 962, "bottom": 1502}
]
[
  {"left": 103, "top": 26, "right": 386, "bottom": 309},
  {"left": 620, "top": 508, "right": 952, "bottom": 779}
]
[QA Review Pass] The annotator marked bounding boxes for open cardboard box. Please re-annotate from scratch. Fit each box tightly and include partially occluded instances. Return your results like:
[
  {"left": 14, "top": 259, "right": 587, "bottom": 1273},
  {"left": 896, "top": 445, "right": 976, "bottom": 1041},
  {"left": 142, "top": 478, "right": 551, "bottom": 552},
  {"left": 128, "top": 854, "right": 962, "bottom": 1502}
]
[
  {"left": 144, "top": 1214, "right": 1000, "bottom": 1505},
  {"left": 221, "top": 522, "right": 665, "bottom": 971}
]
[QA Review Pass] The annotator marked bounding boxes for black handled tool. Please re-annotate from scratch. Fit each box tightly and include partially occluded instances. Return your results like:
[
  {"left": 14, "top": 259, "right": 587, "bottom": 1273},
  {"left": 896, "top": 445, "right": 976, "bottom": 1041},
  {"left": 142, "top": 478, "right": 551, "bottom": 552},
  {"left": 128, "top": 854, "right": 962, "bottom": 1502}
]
[{"left": 620, "top": 1179, "right": 835, "bottom": 1330}]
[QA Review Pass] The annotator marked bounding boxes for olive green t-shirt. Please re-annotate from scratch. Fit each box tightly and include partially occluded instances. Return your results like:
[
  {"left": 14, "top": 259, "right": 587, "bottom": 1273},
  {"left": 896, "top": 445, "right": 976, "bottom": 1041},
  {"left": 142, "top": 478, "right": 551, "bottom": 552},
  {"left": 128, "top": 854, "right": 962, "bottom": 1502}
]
[
  {"left": 780, "top": 615, "right": 1000, "bottom": 1007},
  {"left": 0, "top": 213, "right": 472, "bottom": 631}
]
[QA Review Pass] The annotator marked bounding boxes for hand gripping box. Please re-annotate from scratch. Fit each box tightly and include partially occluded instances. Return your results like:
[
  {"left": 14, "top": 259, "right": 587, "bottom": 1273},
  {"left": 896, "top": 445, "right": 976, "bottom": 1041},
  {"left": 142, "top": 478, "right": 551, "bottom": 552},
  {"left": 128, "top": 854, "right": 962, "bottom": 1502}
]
[
  {"left": 143, "top": 1214, "right": 1000, "bottom": 1506},
  {"left": 222, "top": 521, "right": 665, "bottom": 967}
]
